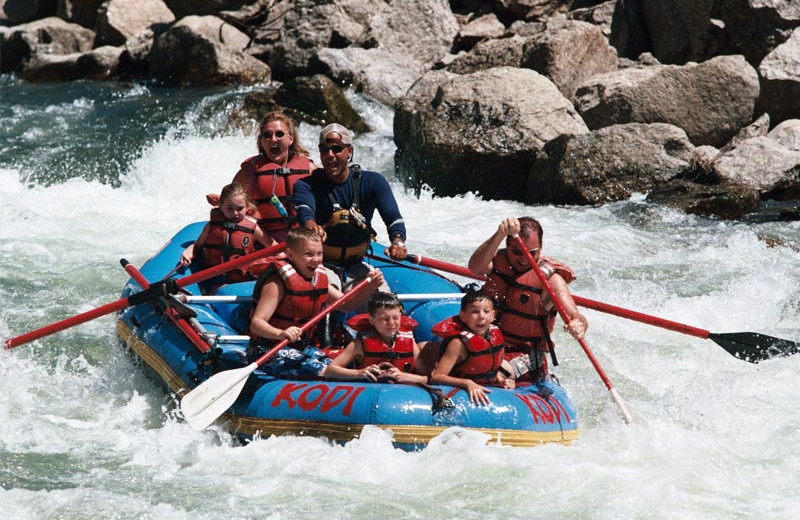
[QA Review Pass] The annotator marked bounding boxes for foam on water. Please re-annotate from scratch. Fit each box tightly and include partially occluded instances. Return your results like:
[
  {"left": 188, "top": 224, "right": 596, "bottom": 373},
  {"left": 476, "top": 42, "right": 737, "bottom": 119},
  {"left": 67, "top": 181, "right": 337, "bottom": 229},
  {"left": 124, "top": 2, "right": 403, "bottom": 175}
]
[{"left": 1, "top": 81, "right": 799, "bottom": 519}]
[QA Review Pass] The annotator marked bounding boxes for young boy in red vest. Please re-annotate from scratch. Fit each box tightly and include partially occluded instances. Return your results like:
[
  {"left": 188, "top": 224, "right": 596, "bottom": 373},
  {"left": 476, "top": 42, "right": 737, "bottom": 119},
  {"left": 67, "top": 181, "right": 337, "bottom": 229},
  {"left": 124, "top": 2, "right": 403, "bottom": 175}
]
[
  {"left": 428, "top": 291, "right": 513, "bottom": 406},
  {"left": 325, "top": 292, "right": 428, "bottom": 384},
  {"left": 248, "top": 227, "right": 384, "bottom": 378}
]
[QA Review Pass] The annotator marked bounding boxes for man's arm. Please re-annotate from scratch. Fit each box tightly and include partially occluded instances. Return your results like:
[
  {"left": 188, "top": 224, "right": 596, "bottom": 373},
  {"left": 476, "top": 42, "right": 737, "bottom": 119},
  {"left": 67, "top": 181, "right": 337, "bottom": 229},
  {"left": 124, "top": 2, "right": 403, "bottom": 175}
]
[
  {"left": 291, "top": 177, "right": 317, "bottom": 226},
  {"left": 369, "top": 172, "right": 406, "bottom": 243},
  {"left": 468, "top": 218, "right": 520, "bottom": 276}
]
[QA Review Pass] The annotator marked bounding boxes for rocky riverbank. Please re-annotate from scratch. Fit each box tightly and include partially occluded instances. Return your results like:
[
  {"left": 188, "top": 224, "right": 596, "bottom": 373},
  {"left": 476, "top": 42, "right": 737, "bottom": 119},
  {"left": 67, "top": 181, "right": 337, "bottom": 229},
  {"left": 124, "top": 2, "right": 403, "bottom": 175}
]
[{"left": 2, "top": 0, "right": 799, "bottom": 220}]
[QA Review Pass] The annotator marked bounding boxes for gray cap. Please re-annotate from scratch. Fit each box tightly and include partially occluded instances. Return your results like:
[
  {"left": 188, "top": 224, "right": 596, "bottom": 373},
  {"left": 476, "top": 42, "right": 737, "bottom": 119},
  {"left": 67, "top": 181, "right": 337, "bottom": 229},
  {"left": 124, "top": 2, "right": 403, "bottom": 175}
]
[{"left": 319, "top": 123, "right": 352, "bottom": 145}]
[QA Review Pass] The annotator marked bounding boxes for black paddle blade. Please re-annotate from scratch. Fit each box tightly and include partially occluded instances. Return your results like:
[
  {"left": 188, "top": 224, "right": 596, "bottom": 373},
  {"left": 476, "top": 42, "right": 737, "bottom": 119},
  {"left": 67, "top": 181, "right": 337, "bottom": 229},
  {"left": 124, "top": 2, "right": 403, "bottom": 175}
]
[{"left": 708, "top": 332, "right": 800, "bottom": 363}]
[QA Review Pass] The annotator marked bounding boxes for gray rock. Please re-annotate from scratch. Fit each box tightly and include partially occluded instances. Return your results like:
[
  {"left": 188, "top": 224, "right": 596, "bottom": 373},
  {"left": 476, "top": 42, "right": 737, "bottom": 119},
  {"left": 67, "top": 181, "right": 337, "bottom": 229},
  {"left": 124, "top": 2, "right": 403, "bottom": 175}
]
[
  {"left": 522, "top": 18, "right": 618, "bottom": 98},
  {"left": 768, "top": 119, "right": 800, "bottom": 152},
  {"left": 714, "top": 137, "right": 800, "bottom": 195},
  {"left": 95, "top": 0, "right": 175, "bottom": 47},
  {"left": 530, "top": 123, "right": 694, "bottom": 204},
  {"left": 757, "top": 27, "right": 800, "bottom": 126},
  {"left": 57, "top": 0, "right": 106, "bottom": 28},
  {"left": 148, "top": 15, "right": 270, "bottom": 85},
  {"left": 647, "top": 180, "right": 760, "bottom": 220},
  {"left": 0, "top": 16, "right": 94, "bottom": 73},
  {"left": 317, "top": 46, "right": 427, "bottom": 105},
  {"left": 446, "top": 35, "right": 528, "bottom": 74},
  {"left": 456, "top": 12, "right": 505, "bottom": 50},
  {"left": 719, "top": 0, "right": 800, "bottom": 65},
  {"left": 573, "top": 55, "right": 760, "bottom": 147},
  {"left": 76, "top": 44, "right": 124, "bottom": 79},
  {"left": 395, "top": 66, "right": 588, "bottom": 201}
]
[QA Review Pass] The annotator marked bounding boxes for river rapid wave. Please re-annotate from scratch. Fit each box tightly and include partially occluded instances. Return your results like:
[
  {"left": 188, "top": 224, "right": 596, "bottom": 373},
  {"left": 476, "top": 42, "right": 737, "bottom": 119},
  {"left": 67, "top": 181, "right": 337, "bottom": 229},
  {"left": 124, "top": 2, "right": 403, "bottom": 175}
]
[{"left": 1, "top": 79, "right": 799, "bottom": 519}]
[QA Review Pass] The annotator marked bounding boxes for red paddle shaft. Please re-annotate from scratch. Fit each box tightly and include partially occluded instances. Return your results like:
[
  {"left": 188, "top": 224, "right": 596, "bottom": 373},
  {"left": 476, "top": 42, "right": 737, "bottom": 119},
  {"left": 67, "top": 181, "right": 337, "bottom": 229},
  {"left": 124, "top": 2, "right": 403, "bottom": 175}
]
[
  {"left": 121, "top": 260, "right": 211, "bottom": 353},
  {"left": 3, "top": 242, "right": 286, "bottom": 350},
  {"left": 512, "top": 235, "right": 632, "bottom": 423}
]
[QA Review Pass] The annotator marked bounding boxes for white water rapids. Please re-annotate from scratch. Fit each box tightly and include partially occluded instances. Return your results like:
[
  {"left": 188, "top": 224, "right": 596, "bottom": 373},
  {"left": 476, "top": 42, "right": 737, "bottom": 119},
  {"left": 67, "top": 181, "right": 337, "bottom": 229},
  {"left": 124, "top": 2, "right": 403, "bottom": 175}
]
[{"left": 1, "top": 81, "right": 799, "bottom": 519}]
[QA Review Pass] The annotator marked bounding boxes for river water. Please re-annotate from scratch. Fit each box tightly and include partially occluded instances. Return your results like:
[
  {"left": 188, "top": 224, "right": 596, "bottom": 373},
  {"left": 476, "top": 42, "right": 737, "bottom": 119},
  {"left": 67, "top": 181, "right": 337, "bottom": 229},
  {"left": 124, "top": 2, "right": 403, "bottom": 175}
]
[{"left": 1, "top": 77, "right": 799, "bottom": 519}]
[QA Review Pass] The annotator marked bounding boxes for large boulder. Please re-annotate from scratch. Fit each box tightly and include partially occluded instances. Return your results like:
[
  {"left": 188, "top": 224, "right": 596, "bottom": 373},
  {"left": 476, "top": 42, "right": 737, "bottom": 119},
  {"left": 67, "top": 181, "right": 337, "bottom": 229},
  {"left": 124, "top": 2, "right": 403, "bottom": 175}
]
[
  {"left": 491, "top": 0, "right": 572, "bottom": 21},
  {"left": 573, "top": 55, "right": 760, "bottom": 147},
  {"left": 163, "top": 0, "right": 249, "bottom": 19},
  {"left": 529, "top": 123, "right": 694, "bottom": 204},
  {"left": 3, "top": 0, "right": 57, "bottom": 24},
  {"left": 148, "top": 15, "right": 270, "bottom": 85},
  {"left": 522, "top": 17, "right": 618, "bottom": 98},
  {"left": 719, "top": 0, "right": 800, "bottom": 66},
  {"left": 0, "top": 16, "right": 94, "bottom": 73},
  {"left": 445, "top": 35, "right": 529, "bottom": 74},
  {"left": 640, "top": 0, "right": 724, "bottom": 64},
  {"left": 757, "top": 27, "right": 800, "bottom": 126},
  {"left": 269, "top": 0, "right": 383, "bottom": 79},
  {"left": 317, "top": 47, "right": 426, "bottom": 106},
  {"left": 76, "top": 44, "right": 124, "bottom": 80},
  {"left": 647, "top": 180, "right": 760, "bottom": 220},
  {"left": 272, "top": 0, "right": 457, "bottom": 87},
  {"left": 316, "top": 0, "right": 458, "bottom": 104},
  {"left": 769, "top": 119, "right": 800, "bottom": 151},
  {"left": 57, "top": 0, "right": 106, "bottom": 28},
  {"left": 19, "top": 52, "right": 82, "bottom": 81},
  {"left": 395, "top": 66, "right": 588, "bottom": 201},
  {"left": 456, "top": 12, "right": 505, "bottom": 51},
  {"left": 95, "top": 0, "right": 175, "bottom": 47},
  {"left": 713, "top": 137, "right": 800, "bottom": 197},
  {"left": 273, "top": 74, "right": 370, "bottom": 132}
]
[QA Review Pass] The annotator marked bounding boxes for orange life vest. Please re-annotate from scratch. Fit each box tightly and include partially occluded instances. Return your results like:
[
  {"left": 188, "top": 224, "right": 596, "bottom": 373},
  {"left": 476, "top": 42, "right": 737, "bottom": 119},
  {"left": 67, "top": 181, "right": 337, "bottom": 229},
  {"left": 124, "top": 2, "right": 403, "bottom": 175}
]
[
  {"left": 482, "top": 249, "right": 575, "bottom": 354},
  {"left": 251, "top": 259, "right": 329, "bottom": 340},
  {"left": 346, "top": 314, "right": 418, "bottom": 371},
  {"left": 245, "top": 154, "right": 312, "bottom": 231},
  {"left": 201, "top": 208, "right": 258, "bottom": 282},
  {"left": 432, "top": 316, "right": 505, "bottom": 384}
]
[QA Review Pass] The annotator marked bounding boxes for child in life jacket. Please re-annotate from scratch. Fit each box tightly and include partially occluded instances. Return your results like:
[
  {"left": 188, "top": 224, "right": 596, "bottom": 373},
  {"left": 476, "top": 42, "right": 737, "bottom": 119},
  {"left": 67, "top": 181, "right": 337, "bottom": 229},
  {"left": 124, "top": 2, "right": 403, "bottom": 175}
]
[
  {"left": 325, "top": 291, "right": 429, "bottom": 384},
  {"left": 248, "top": 227, "right": 384, "bottom": 379},
  {"left": 427, "top": 291, "right": 514, "bottom": 406},
  {"left": 179, "top": 183, "right": 273, "bottom": 293}
]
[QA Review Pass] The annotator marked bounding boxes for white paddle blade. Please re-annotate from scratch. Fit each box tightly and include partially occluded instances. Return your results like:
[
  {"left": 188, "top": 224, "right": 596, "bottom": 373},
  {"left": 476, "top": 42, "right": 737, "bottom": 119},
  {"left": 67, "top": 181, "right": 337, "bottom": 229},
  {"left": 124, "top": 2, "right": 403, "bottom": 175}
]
[{"left": 180, "top": 362, "right": 259, "bottom": 431}]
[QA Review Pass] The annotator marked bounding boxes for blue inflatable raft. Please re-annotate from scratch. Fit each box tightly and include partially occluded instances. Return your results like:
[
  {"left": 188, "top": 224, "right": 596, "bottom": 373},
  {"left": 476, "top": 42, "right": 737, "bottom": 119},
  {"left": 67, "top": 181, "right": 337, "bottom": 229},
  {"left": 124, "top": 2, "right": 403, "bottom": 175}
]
[{"left": 116, "top": 223, "right": 580, "bottom": 450}]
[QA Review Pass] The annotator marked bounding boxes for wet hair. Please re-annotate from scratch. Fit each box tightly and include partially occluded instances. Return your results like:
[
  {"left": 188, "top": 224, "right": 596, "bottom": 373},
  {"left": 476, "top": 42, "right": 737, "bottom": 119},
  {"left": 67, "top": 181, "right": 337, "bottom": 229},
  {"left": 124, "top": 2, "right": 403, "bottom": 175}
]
[
  {"left": 286, "top": 227, "right": 323, "bottom": 250},
  {"left": 518, "top": 216, "right": 543, "bottom": 242},
  {"left": 460, "top": 290, "right": 496, "bottom": 311},
  {"left": 219, "top": 182, "right": 254, "bottom": 209},
  {"left": 367, "top": 291, "right": 403, "bottom": 316},
  {"left": 257, "top": 111, "right": 310, "bottom": 158}
]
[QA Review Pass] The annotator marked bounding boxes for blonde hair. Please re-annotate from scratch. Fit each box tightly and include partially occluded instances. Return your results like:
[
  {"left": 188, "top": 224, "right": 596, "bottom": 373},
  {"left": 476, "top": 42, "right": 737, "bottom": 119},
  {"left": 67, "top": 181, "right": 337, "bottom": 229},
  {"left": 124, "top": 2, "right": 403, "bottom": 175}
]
[
  {"left": 219, "top": 182, "right": 254, "bottom": 211},
  {"left": 286, "top": 227, "right": 323, "bottom": 250}
]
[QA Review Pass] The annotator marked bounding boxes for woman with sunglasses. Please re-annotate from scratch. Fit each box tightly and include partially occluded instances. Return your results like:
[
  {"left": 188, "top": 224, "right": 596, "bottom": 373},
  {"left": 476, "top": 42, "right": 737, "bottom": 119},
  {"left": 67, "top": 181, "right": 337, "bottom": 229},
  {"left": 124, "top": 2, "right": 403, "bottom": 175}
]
[
  {"left": 231, "top": 111, "right": 316, "bottom": 243},
  {"left": 468, "top": 217, "right": 588, "bottom": 384}
]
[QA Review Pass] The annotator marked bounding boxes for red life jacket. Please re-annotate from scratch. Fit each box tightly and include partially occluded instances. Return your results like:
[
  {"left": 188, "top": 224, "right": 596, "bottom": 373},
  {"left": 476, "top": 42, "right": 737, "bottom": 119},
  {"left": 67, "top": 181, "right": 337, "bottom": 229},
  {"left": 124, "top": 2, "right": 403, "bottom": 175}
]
[
  {"left": 345, "top": 314, "right": 418, "bottom": 371},
  {"left": 244, "top": 154, "right": 312, "bottom": 231},
  {"left": 431, "top": 316, "right": 505, "bottom": 384},
  {"left": 201, "top": 208, "right": 258, "bottom": 282},
  {"left": 482, "top": 249, "right": 575, "bottom": 354},
  {"left": 251, "top": 259, "right": 329, "bottom": 339}
]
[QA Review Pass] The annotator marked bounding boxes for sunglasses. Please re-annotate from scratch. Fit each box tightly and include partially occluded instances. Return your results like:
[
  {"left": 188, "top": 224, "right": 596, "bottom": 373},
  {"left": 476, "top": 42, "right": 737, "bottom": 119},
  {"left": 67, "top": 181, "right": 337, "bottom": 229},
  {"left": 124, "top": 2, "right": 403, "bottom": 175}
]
[
  {"left": 510, "top": 247, "right": 541, "bottom": 257},
  {"left": 261, "top": 130, "right": 286, "bottom": 139},
  {"left": 319, "top": 144, "right": 350, "bottom": 154}
]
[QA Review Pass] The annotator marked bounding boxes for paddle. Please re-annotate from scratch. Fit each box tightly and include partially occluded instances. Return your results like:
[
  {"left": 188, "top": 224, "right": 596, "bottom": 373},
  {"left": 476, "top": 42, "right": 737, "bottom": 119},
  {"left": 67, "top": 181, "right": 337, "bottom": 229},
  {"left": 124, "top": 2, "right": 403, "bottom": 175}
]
[
  {"left": 179, "top": 276, "right": 373, "bottom": 431},
  {"left": 386, "top": 251, "right": 800, "bottom": 363},
  {"left": 571, "top": 296, "right": 800, "bottom": 363},
  {"left": 178, "top": 293, "right": 463, "bottom": 304},
  {"left": 2, "top": 242, "right": 286, "bottom": 350},
  {"left": 512, "top": 235, "right": 632, "bottom": 424}
]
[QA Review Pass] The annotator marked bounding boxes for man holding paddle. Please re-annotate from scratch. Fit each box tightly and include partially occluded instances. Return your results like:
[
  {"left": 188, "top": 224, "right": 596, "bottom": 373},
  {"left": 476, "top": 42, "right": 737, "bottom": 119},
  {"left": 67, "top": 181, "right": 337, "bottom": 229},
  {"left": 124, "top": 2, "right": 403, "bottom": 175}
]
[{"left": 468, "top": 217, "right": 588, "bottom": 383}]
